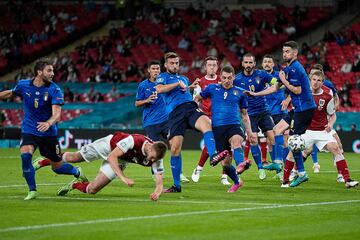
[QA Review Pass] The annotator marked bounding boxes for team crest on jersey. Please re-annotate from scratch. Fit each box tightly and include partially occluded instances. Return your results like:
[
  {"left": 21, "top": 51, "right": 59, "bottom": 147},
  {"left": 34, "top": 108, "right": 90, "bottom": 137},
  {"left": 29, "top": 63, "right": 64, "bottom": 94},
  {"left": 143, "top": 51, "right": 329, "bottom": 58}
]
[
  {"left": 318, "top": 99, "right": 325, "bottom": 110},
  {"left": 233, "top": 90, "right": 239, "bottom": 96},
  {"left": 255, "top": 76, "right": 261, "bottom": 85},
  {"left": 35, "top": 91, "right": 40, "bottom": 95},
  {"left": 44, "top": 92, "right": 48, "bottom": 101},
  {"left": 157, "top": 78, "right": 164, "bottom": 83}
]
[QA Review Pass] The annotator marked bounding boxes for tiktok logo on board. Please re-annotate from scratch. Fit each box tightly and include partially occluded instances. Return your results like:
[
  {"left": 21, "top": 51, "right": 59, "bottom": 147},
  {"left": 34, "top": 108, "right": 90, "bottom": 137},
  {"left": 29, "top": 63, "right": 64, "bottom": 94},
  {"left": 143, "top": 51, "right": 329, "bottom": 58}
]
[{"left": 58, "top": 130, "right": 92, "bottom": 149}]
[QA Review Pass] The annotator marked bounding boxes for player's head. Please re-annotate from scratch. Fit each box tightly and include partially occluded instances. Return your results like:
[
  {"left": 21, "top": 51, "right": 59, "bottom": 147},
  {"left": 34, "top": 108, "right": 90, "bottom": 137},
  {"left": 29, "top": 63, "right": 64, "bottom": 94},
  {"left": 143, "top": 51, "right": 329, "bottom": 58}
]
[
  {"left": 220, "top": 65, "right": 235, "bottom": 89},
  {"left": 203, "top": 56, "right": 218, "bottom": 77},
  {"left": 147, "top": 60, "right": 161, "bottom": 81},
  {"left": 147, "top": 141, "right": 167, "bottom": 162},
  {"left": 242, "top": 53, "right": 256, "bottom": 74},
  {"left": 262, "top": 54, "right": 275, "bottom": 73},
  {"left": 309, "top": 63, "right": 324, "bottom": 76},
  {"left": 310, "top": 70, "right": 325, "bottom": 92},
  {"left": 282, "top": 41, "right": 298, "bottom": 63},
  {"left": 34, "top": 58, "right": 54, "bottom": 83},
  {"left": 164, "top": 52, "right": 180, "bottom": 74}
]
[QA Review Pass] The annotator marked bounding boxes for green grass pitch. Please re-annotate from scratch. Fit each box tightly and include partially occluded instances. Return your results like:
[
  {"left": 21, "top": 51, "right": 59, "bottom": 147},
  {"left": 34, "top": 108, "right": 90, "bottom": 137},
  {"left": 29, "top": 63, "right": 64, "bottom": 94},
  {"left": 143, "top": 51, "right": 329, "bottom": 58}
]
[{"left": 0, "top": 148, "right": 359, "bottom": 240}]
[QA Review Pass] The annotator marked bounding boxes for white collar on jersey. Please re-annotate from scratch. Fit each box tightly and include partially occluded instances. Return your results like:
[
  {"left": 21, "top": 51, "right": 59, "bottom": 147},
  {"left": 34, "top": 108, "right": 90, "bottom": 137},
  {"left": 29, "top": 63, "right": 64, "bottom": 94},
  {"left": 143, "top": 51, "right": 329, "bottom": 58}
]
[
  {"left": 205, "top": 75, "right": 218, "bottom": 81},
  {"left": 141, "top": 141, "right": 149, "bottom": 155},
  {"left": 312, "top": 89, "right": 324, "bottom": 96}
]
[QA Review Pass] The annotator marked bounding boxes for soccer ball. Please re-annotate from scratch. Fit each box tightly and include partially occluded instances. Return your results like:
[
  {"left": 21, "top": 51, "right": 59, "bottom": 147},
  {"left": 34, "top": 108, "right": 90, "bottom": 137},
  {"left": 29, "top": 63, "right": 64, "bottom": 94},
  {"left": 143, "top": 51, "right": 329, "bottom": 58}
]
[{"left": 287, "top": 134, "right": 305, "bottom": 152}]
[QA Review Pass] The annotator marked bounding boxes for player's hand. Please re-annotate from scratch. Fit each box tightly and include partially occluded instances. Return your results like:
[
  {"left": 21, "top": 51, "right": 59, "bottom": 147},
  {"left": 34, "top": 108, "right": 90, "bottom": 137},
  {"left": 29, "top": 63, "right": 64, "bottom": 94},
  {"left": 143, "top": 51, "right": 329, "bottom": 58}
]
[
  {"left": 37, "top": 122, "right": 51, "bottom": 132},
  {"left": 324, "top": 124, "right": 332, "bottom": 132},
  {"left": 121, "top": 177, "right": 134, "bottom": 187},
  {"left": 178, "top": 80, "right": 187, "bottom": 92},
  {"left": 281, "top": 99, "right": 289, "bottom": 111},
  {"left": 150, "top": 191, "right": 161, "bottom": 201},
  {"left": 147, "top": 93, "right": 157, "bottom": 103},
  {"left": 189, "top": 78, "right": 200, "bottom": 90},
  {"left": 244, "top": 90, "right": 256, "bottom": 97},
  {"left": 248, "top": 132, "right": 257, "bottom": 143},
  {"left": 279, "top": 71, "right": 287, "bottom": 83}
]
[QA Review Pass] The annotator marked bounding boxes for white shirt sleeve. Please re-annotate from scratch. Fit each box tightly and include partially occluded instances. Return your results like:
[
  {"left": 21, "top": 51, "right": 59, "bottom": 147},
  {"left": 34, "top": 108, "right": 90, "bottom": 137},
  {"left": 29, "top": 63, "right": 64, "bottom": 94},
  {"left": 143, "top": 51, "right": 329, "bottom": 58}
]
[
  {"left": 151, "top": 159, "right": 164, "bottom": 174},
  {"left": 116, "top": 135, "right": 135, "bottom": 153},
  {"left": 326, "top": 98, "right": 336, "bottom": 115}
]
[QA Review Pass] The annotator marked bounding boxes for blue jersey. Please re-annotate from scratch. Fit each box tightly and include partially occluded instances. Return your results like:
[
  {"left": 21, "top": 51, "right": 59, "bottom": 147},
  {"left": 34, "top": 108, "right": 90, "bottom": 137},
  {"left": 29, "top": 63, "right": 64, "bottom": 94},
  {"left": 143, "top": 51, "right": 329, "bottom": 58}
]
[
  {"left": 136, "top": 79, "right": 168, "bottom": 128},
  {"left": 324, "top": 79, "right": 337, "bottom": 95},
  {"left": 12, "top": 79, "right": 64, "bottom": 137},
  {"left": 155, "top": 72, "right": 193, "bottom": 114},
  {"left": 234, "top": 69, "right": 276, "bottom": 116},
  {"left": 265, "top": 71, "right": 288, "bottom": 115},
  {"left": 200, "top": 84, "right": 248, "bottom": 127},
  {"left": 283, "top": 60, "right": 315, "bottom": 112}
]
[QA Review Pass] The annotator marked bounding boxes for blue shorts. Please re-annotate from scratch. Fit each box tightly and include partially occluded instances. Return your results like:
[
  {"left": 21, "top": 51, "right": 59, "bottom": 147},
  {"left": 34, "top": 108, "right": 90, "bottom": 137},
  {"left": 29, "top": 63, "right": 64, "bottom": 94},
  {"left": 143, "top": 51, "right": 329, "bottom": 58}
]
[
  {"left": 249, "top": 111, "right": 275, "bottom": 133},
  {"left": 283, "top": 110, "right": 294, "bottom": 125},
  {"left": 20, "top": 133, "right": 62, "bottom": 162},
  {"left": 144, "top": 120, "right": 169, "bottom": 141},
  {"left": 289, "top": 108, "right": 315, "bottom": 135},
  {"left": 168, "top": 102, "right": 204, "bottom": 139},
  {"left": 213, "top": 124, "right": 245, "bottom": 152},
  {"left": 272, "top": 113, "right": 286, "bottom": 125}
]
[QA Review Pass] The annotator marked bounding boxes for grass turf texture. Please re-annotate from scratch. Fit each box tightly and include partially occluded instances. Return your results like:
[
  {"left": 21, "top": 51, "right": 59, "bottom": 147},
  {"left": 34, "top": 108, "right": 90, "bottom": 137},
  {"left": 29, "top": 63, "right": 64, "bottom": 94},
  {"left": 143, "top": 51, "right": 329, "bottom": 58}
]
[{"left": 0, "top": 148, "right": 359, "bottom": 240}]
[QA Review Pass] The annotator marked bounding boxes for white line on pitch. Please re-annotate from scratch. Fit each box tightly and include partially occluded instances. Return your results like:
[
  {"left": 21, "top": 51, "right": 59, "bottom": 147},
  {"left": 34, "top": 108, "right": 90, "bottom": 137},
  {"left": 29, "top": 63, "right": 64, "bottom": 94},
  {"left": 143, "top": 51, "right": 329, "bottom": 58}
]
[
  {"left": 0, "top": 195, "right": 277, "bottom": 206},
  {"left": 0, "top": 199, "right": 359, "bottom": 233},
  {"left": 0, "top": 183, "right": 66, "bottom": 188}
]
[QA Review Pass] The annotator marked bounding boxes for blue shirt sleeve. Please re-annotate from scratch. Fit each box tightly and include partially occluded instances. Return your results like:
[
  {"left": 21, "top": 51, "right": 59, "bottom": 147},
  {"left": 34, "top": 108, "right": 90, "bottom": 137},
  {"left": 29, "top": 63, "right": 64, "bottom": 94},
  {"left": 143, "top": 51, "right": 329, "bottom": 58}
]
[
  {"left": 50, "top": 86, "right": 64, "bottom": 105},
  {"left": 136, "top": 82, "right": 146, "bottom": 100},
  {"left": 200, "top": 84, "right": 212, "bottom": 99},
  {"left": 262, "top": 71, "right": 274, "bottom": 84},
  {"left": 155, "top": 74, "right": 167, "bottom": 85},
  {"left": 324, "top": 79, "right": 337, "bottom": 94},
  {"left": 12, "top": 83, "right": 22, "bottom": 97}
]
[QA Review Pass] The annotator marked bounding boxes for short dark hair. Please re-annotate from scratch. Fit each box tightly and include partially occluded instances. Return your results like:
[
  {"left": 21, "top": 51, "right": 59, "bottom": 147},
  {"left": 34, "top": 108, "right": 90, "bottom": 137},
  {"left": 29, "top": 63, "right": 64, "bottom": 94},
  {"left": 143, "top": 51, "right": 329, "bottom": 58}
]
[
  {"left": 164, "top": 52, "right": 179, "bottom": 61},
  {"left": 221, "top": 65, "right": 235, "bottom": 75},
  {"left": 283, "top": 41, "right": 298, "bottom": 50},
  {"left": 34, "top": 58, "right": 53, "bottom": 75},
  {"left": 153, "top": 141, "right": 167, "bottom": 160},
  {"left": 262, "top": 54, "right": 274, "bottom": 61},
  {"left": 311, "top": 63, "right": 324, "bottom": 72},
  {"left": 243, "top": 53, "right": 255, "bottom": 61},
  {"left": 147, "top": 60, "right": 161, "bottom": 68}
]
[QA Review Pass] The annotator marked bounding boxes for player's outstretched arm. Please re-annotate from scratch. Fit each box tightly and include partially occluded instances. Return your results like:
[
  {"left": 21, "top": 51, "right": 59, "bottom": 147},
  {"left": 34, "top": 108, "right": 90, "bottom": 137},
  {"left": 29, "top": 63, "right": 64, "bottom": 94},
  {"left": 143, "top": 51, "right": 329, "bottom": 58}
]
[
  {"left": 135, "top": 93, "right": 157, "bottom": 107},
  {"left": 279, "top": 71, "right": 301, "bottom": 94},
  {"left": 37, "top": 105, "right": 62, "bottom": 132},
  {"left": 0, "top": 90, "right": 13, "bottom": 100},
  {"left": 107, "top": 148, "right": 134, "bottom": 187},
  {"left": 150, "top": 173, "right": 163, "bottom": 201},
  {"left": 156, "top": 81, "right": 185, "bottom": 93}
]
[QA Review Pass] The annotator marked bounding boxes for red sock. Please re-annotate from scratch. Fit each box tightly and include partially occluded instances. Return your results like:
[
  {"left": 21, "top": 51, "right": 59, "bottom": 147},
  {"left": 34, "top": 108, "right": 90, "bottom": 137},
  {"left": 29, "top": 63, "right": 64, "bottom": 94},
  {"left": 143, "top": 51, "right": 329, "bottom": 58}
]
[
  {"left": 336, "top": 160, "right": 350, "bottom": 182},
  {"left": 260, "top": 141, "right": 267, "bottom": 162},
  {"left": 39, "top": 158, "right": 51, "bottom": 167},
  {"left": 198, "top": 147, "right": 209, "bottom": 167},
  {"left": 73, "top": 182, "right": 90, "bottom": 193},
  {"left": 283, "top": 160, "right": 295, "bottom": 182},
  {"left": 244, "top": 140, "right": 250, "bottom": 160}
]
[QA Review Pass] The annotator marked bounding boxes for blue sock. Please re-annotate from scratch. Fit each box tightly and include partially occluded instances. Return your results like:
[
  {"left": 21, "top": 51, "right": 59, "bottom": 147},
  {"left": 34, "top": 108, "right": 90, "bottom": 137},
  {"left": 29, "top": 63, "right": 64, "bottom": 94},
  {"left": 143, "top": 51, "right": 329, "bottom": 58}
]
[
  {"left": 250, "top": 145, "right": 263, "bottom": 169},
  {"left": 275, "top": 135, "right": 284, "bottom": 161},
  {"left": 283, "top": 147, "right": 290, "bottom": 164},
  {"left": 203, "top": 131, "right": 216, "bottom": 157},
  {"left": 312, "top": 146, "right": 319, "bottom": 164},
  {"left": 233, "top": 147, "right": 244, "bottom": 166},
  {"left": 170, "top": 155, "right": 182, "bottom": 188},
  {"left": 293, "top": 151, "right": 305, "bottom": 172},
  {"left": 223, "top": 165, "right": 239, "bottom": 184},
  {"left": 269, "top": 144, "right": 276, "bottom": 162},
  {"left": 21, "top": 153, "right": 36, "bottom": 191},
  {"left": 52, "top": 163, "right": 79, "bottom": 176}
]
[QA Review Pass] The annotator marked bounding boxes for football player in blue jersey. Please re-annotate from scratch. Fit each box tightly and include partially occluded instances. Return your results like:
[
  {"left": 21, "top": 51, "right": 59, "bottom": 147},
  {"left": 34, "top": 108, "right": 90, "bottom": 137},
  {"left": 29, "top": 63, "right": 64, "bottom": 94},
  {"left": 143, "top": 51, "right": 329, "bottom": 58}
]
[
  {"left": 0, "top": 58, "right": 87, "bottom": 200},
  {"left": 155, "top": 52, "right": 229, "bottom": 193},
  {"left": 245, "top": 41, "right": 316, "bottom": 187},
  {"left": 234, "top": 53, "right": 278, "bottom": 180},
  {"left": 194, "top": 65, "right": 256, "bottom": 192},
  {"left": 262, "top": 54, "right": 290, "bottom": 174},
  {"left": 135, "top": 60, "right": 190, "bottom": 183}
]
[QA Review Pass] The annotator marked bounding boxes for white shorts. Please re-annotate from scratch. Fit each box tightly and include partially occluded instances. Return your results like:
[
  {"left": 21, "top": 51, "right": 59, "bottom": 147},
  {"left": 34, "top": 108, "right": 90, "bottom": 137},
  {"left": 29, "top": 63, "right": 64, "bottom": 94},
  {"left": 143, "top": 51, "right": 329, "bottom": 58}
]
[
  {"left": 78, "top": 134, "right": 128, "bottom": 180},
  {"left": 79, "top": 135, "right": 113, "bottom": 162},
  {"left": 100, "top": 160, "right": 127, "bottom": 180},
  {"left": 302, "top": 130, "right": 337, "bottom": 152}
]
